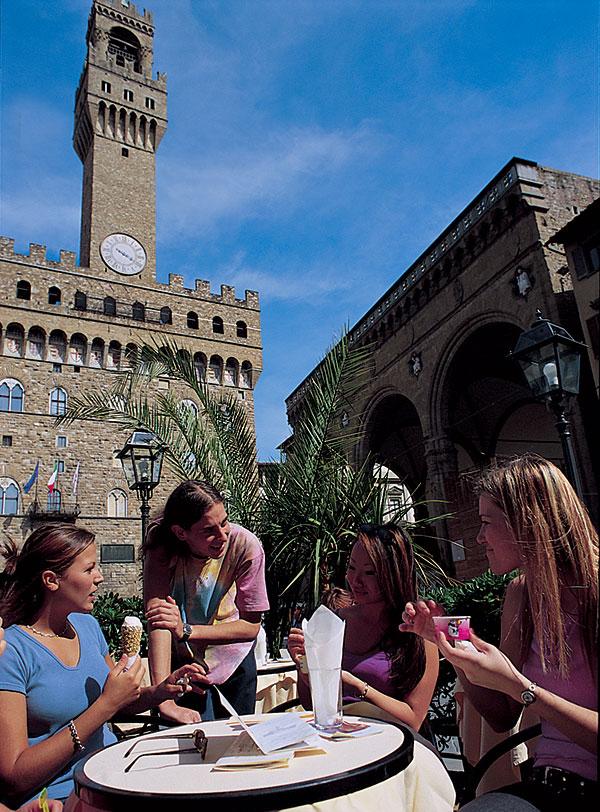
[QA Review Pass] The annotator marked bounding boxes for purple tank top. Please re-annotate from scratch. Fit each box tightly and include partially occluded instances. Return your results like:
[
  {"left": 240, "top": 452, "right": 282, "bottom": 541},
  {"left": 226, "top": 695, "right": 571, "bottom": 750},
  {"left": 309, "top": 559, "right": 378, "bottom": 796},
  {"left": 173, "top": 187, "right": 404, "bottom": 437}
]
[
  {"left": 342, "top": 648, "right": 396, "bottom": 703},
  {"left": 522, "top": 601, "right": 597, "bottom": 781}
]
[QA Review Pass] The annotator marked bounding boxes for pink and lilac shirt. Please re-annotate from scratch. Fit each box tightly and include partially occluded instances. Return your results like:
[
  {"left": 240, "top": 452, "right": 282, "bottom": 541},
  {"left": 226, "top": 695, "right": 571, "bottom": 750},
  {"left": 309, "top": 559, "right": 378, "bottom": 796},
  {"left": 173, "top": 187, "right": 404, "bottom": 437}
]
[
  {"left": 171, "top": 523, "right": 269, "bottom": 685},
  {"left": 522, "top": 594, "right": 597, "bottom": 781}
]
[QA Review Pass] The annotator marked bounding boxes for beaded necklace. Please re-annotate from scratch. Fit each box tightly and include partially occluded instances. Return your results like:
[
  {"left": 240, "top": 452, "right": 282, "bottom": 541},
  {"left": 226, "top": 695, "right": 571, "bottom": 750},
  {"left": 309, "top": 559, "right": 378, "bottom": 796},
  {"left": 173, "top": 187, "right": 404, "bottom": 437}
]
[{"left": 23, "top": 621, "right": 71, "bottom": 639}]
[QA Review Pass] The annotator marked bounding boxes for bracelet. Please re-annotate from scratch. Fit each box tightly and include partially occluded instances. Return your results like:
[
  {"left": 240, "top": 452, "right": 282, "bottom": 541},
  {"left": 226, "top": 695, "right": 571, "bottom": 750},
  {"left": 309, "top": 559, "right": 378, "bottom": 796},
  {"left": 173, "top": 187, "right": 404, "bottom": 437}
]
[
  {"left": 68, "top": 719, "right": 85, "bottom": 753},
  {"left": 357, "top": 681, "right": 369, "bottom": 700}
]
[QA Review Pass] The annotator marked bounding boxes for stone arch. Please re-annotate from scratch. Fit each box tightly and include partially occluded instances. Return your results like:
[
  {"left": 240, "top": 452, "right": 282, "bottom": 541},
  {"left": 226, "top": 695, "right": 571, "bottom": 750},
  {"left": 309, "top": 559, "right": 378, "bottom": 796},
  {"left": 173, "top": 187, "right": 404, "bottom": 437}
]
[
  {"left": 240, "top": 360, "right": 252, "bottom": 388},
  {"left": 5, "top": 323, "right": 25, "bottom": 357},
  {"left": 107, "top": 340, "right": 122, "bottom": 370},
  {"left": 224, "top": 357, "right": 239, "bottom": 387},
  {"left": 26, "top": 326, "right": 46, "bottom": 360},
  {"left": 194, "top": 352, "right": 207, "bottom": 381},
  {"left": 90, "top": 338, "right": 105, "bottom": 368},
  {"left": 358, "top": 388, "right": 427, "bottom": 498},
  {"left": 97, "top": 100, "right": 106, "bottom": 134},
  {"left": 428, "top": 313, "right": 563, "bottom": 474},
  {"left": 48, "top": 329, "right": 67, "bottom": 363},
  {"left": 69, "top": 333, "right": 87, "bottom": 365},
  {"left": 208, "top": 355, "right": 223, "bottom": 385}
]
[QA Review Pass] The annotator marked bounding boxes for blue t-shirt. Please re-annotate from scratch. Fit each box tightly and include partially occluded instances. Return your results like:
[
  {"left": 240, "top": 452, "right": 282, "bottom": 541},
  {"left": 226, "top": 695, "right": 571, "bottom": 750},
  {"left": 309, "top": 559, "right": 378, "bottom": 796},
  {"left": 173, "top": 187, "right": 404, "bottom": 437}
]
[{"left": 0, "top": 613, "right": 117, "bottom": 804}]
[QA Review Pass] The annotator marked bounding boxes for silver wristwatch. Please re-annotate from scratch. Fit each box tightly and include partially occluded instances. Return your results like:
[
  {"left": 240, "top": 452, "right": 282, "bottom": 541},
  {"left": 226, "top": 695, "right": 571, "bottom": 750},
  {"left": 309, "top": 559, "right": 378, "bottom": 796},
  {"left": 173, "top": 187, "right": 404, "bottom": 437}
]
[
  {"left": 180, "top": 622, "right": 193, "bottom": 643},
  {"left": 520, "top": 682, "right": 537, "bottom": 706}
]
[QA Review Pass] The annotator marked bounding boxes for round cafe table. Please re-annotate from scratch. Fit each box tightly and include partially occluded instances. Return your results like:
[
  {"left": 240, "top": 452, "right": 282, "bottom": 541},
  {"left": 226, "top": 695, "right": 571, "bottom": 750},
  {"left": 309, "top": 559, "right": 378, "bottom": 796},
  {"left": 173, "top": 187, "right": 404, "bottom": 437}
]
[{"left": 72, "top": 714, "right": 453, "bottom": 812}]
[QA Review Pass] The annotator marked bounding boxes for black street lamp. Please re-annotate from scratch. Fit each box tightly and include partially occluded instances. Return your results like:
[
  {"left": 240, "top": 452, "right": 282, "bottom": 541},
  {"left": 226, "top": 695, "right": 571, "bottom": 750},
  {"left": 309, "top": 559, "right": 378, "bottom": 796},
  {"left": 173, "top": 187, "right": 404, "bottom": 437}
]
[
  {"left": 510, "top": 310, "right": 586, "bottom": 498},
  {"left": 116, "top": 430, "right": 166, "bottom": 544}
]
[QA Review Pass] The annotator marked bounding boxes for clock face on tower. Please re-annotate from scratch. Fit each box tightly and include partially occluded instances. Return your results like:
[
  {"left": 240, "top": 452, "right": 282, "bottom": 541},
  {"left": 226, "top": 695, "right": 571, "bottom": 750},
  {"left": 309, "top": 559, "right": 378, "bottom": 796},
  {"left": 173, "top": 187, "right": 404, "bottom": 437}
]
[{"left": 100, "top": 233, "right": 147, "bottom": 275}]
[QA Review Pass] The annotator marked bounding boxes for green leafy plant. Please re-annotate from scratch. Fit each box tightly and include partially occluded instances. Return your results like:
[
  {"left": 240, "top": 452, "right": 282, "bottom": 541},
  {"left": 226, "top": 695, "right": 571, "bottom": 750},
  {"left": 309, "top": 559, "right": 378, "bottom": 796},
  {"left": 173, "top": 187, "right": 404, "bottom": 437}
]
[
  {"left": 62, "top": 332, "right": 450, "bottom": 651},
  {"left": 92, "top": 591, "right": 148, "bottom": 657},
  {"left": 426, "top": 570, "right": 517, "bottom": 645}
]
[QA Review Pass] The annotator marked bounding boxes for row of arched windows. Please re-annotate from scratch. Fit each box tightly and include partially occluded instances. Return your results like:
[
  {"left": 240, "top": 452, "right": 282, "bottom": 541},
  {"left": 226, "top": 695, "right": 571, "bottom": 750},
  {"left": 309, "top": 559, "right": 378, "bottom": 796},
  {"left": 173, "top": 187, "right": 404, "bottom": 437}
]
[
  {"left": 97, "top": 102, "right": 157, "bottom": 151},
  {"left": 14, "top": 282, "right": 249, "bottom": 337},
  {"left": 0, "top": 325, "right": 254, "bottom": 387},
  {"left": 0, "top": 479, "right": 130, "bottom": 517}
]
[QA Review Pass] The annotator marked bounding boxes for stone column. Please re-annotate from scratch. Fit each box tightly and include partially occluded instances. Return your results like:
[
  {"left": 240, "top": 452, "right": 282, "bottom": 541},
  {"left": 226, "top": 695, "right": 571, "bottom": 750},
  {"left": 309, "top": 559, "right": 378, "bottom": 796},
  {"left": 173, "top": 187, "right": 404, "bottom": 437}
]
[{"left": 423, "top": 435, "right": 458, "bottom": 574}]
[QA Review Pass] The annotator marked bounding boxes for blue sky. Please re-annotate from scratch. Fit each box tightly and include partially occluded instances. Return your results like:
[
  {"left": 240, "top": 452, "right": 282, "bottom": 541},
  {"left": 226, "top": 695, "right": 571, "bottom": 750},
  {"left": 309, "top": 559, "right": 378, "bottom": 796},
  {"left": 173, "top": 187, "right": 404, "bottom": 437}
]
[{"left": 1, "top": 0, "right": 598, "bottom": 458}]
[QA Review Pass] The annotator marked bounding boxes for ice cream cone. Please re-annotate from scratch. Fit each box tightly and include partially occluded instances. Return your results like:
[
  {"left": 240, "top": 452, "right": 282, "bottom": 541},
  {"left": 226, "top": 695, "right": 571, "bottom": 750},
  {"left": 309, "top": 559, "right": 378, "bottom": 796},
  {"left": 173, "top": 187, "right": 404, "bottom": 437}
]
[{"left": 120, "top": 616, "right": 143, "bottom": 670}]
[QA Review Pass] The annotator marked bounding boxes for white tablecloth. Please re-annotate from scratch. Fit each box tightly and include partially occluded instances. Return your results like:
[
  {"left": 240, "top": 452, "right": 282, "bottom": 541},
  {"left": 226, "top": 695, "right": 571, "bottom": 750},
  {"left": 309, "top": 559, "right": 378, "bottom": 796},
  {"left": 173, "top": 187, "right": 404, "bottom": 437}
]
[{"left": 70, "top": 715, "right": 455, "bottom": 812}]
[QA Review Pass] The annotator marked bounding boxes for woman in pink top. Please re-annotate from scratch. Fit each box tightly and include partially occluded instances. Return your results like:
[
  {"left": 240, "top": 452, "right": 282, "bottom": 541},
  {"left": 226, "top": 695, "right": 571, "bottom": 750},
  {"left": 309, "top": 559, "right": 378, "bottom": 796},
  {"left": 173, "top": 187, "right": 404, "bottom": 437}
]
[
  {"left": 289, "top": 524, "right": 439, "bottom": 732},
  {"left": 402, "top": 454, "right": 598, "bottom": 810}
]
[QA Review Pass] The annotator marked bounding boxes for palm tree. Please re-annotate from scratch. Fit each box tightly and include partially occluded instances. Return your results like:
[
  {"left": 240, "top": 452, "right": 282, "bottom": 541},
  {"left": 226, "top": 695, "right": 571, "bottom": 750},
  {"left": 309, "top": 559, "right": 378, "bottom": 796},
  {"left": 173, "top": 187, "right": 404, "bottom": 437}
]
[{"left": 59, "top": 332, "right": 448, "bottom": 648}]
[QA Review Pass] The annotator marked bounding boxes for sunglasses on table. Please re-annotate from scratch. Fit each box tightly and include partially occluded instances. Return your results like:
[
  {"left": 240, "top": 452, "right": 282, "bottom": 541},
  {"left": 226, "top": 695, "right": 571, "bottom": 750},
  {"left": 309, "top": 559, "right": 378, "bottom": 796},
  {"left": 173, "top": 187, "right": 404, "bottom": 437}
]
[{"left": 123, "top": 728, "right": 208, "bottom": 773}]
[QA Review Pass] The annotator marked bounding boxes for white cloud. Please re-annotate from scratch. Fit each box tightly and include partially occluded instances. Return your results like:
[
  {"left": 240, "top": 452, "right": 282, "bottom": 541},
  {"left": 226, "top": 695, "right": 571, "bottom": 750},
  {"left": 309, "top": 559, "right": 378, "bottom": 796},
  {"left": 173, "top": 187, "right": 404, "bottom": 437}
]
[{"left": 158, "top": 122, "right": 377, "bottom": 236}]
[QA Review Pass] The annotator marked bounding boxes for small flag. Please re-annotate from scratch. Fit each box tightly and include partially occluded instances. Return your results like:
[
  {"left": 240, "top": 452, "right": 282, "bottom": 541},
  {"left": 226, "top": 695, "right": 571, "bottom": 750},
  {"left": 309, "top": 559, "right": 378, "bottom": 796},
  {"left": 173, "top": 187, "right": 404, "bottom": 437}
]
[
  {"left": 72, "top": 461, "right": 80, "bottom": 498},
  {"left": 23, "top": 462, "right": 39, "bottom": 494},
  {"left": 47, "top": 462, "right": 59, "bottom": 494}
]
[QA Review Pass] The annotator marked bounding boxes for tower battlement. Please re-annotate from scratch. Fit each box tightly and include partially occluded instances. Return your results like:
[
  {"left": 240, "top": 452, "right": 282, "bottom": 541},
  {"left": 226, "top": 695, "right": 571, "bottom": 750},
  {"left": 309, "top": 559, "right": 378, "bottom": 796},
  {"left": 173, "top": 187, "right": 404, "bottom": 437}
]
[
  {"left": 94, "top": 1, "right": 153, "bottom": 30},
  {"left": 0, "top": 236, "right": 260, "bottom": 308}
]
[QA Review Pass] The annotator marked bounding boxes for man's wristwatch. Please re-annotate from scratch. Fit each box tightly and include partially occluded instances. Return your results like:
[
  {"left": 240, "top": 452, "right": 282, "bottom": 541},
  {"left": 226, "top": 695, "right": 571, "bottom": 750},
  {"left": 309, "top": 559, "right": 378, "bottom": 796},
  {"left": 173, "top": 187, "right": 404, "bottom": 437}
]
[
  {"left": 520, "top": 682, "right": 537, "bottom": 706},
  {"left": 180, "top": 622, "right": 193, "bottom": 643}
]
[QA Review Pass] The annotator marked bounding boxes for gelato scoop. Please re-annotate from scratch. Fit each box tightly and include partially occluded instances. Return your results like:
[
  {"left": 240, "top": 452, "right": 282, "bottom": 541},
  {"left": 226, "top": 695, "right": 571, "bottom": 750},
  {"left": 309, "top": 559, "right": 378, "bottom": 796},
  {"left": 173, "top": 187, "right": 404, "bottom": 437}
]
[{"left": 120, "top": 616, "right": 143, "bottom": 670}]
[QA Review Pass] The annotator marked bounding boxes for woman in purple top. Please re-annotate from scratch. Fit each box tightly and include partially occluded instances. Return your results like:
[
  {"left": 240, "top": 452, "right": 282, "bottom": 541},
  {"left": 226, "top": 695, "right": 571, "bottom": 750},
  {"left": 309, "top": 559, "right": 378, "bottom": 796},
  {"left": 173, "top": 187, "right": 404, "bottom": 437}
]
[
  {"left": 402, "top": 454, "right": 598, "bottom": 810},
  {"left": 289, "top": 524, "right": 439, "bottom": 733}
]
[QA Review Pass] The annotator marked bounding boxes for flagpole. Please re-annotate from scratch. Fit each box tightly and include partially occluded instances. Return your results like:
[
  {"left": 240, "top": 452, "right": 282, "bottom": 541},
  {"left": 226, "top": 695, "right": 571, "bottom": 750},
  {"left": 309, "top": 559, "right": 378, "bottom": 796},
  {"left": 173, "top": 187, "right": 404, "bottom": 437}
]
[{"left": 34, "top": 459, "right": 39, "bottom": 511}]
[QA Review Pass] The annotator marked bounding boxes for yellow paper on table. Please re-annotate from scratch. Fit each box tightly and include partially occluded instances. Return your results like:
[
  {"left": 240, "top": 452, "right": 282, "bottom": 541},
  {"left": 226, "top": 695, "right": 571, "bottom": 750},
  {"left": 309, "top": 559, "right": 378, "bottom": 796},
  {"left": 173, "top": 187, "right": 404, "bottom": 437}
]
[{"left": 212, "top": 731, "right": 326, "bottom": 771}]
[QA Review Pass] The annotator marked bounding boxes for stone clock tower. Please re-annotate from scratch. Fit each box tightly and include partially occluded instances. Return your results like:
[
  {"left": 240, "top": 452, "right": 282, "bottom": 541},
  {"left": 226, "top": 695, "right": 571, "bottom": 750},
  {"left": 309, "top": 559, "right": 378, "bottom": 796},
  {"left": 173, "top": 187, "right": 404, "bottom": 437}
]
[{"left": 74, "top": 0, "right": 167, "bottom": 282}]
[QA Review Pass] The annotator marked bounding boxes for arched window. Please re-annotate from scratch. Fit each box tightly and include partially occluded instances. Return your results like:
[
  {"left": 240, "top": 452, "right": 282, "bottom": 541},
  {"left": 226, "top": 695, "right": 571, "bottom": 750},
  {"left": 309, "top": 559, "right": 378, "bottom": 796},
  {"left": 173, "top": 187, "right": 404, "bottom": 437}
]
[
  {"left": 48, "top": 286, "right": 61, "bottom": 305},
  {"left": 159, "top": 306, "right": 172, "bottom": 325},
  {"left": 187, "top": 311, "right": 199, "bottom": 330},
  {"left": 49, "top": 387, "right": 68, "bottom": 416},
  {"left": 108, "top": 26, "right": 141, "bottom": 73},
  {"left": 180, "top": 399, "right": 199, "bottom": 417},
  {"left": 132, "top": 301, "right": 145, "bottom": 321},
  {"left": 26, "top": 327, "right": 46, "bottom": 360},
  {"left": 212, "top": 316, "right": 224, "bottom": 334},
  {"left": 90, "top": 338, "right": 105, "bottom": 368},
  {"left": 124, "top": 343, "right": 138, "bottom": 367},
  {"left": 104, "top": 296, "right": 117, "bottom": 316},
  {"left": 68, "top": 333, "right": 87, "bottom": 365},
  {"left": 107, "top": 488, "right": 128, "bottom": 517},
  {"left": 224, "top": 358, "right": 238, "bottom": 387},
  {"left": 4, "top": 323, "right": 24, "bottom": 357},
  {"left": 236, "top": 321, "right": 247, "bottom": 339},
  {"left": 107, "top": 341, "right": 121, "bottom": 370},
  {"left": 208, "top": 355, "right": 223, "bottom": 385},
  {"left": 0, "top": 479, "right": 19, "bottom": 516},
  {"left": 74, "top": 291, "right": 87, "bottom": 311},
  {"left": 194, "top": 352, "right": 207, "bottom": 382},
  {"left": 47, "top": 488, "right": 61, "bottom": 512},
  {"left": 0, "top": 379, "right": 24, "bottom": 412},
  {"left": 48, "top": 330, "right": 67, "bottom": 363},
  {"left": 240, "top": 361, "right": 252, "bottom": 389},
  {"left": 16, "top": 280, "right": 31, "bottom": 300}
]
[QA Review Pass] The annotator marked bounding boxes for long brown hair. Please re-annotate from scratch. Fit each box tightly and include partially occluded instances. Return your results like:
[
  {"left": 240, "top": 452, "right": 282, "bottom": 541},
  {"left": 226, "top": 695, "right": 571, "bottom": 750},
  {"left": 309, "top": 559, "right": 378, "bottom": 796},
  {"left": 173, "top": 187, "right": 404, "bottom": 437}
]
[
  {"left": 143, "top": 479, "right": 224, "bottom": 559},
  {"left": 355, "top": 523, "right": 426, "bottom": 696},
  {"left": 477, "top": 454, "right": 598, "bottom": 677},
  {"left": 0, "top": 523, "right": 96, "bottom": 627}
]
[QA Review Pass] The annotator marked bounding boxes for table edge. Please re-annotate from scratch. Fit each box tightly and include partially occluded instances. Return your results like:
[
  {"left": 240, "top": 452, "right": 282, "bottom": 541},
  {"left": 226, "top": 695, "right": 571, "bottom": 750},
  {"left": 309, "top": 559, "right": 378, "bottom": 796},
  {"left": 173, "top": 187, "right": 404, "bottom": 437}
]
[{"left": 75, "top": 721, "right": 414, "bottom": 811}]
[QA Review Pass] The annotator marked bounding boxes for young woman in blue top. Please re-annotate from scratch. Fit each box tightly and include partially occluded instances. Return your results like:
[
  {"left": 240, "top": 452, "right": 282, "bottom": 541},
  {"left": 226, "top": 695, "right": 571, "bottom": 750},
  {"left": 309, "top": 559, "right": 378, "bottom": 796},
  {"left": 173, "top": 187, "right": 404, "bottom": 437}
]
[
  {"left": 0, "top": 524, "right": 207, "bottom": 809},
  {"left": 0, "top": 620, "right": 62, "bottom": 812}
]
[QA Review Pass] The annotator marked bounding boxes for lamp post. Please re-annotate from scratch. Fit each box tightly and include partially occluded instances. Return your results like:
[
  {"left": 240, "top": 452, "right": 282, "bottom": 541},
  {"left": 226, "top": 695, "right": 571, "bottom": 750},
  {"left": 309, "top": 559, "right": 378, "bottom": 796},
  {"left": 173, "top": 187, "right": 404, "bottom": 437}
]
[
  {"left": 510, "top": 310, "right": 586, "bottom": 498},
  {"left": 116, "top": 430, "right": 166, "bottom": 544}
]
